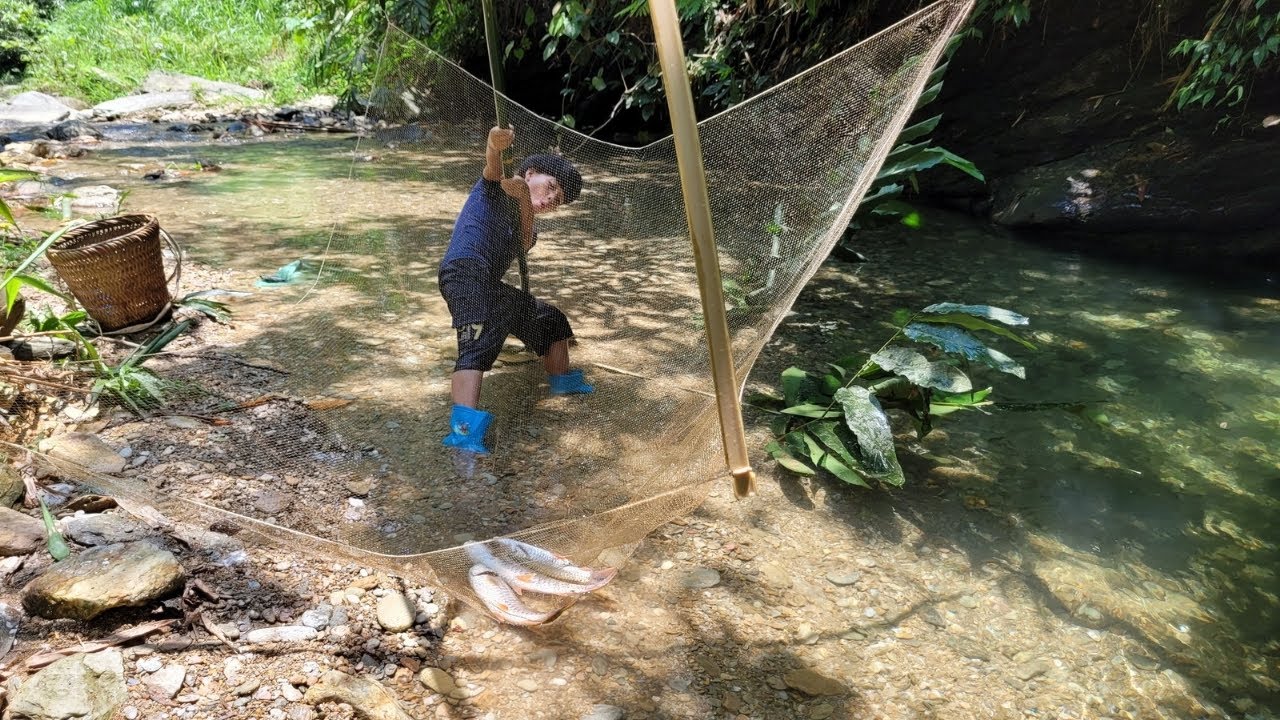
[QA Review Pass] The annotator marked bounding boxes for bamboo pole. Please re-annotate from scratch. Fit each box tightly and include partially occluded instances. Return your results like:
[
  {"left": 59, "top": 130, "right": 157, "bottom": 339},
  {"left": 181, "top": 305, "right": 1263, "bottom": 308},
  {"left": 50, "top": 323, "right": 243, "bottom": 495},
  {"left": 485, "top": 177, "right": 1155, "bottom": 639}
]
[
  {"left": 647, "top": 0, "right": 756, "bottom": 498},
  {"left": 479, "top": 0, "right": 529, "bottom": 292}
]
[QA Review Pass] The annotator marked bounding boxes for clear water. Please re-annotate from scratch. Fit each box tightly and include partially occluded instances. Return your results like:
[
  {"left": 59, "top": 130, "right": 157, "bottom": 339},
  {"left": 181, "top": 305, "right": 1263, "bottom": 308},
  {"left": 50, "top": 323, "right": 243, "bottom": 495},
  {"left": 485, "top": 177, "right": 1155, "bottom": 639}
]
[{"left": 40, "top": 128, "right": 1280, "bottom": 711}]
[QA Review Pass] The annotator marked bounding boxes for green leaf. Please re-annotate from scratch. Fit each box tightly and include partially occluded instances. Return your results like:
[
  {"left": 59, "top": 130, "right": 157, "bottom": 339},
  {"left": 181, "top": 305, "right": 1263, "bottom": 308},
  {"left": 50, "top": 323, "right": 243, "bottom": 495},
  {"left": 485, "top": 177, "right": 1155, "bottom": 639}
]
[
  {"left": 920, "top": 303, "right": 1029, "bottom": 326},
  {"left": 780, "top": 366, "right": 807, "bottom": 406},
  {"left": 765, "top": 440, "right": 815, "bottom": 476},
  {"left": 932, "top": 386, "right": 993, "bottom": 406},
  {"left": 780, "top": 403, "right": 843, "bottom": 419},
  {"left": 591, "top": 74, "right": 606, "bottom": 91},
  {"left": 810, "top": 421, "right": 860, "bottom": 469},
  {"left": 871, "top": 346, "right": 973, "bottom": 393},
  {"left": 39, "top": 499, "right": 71, "bottom": 561},
  {"left": 905, "top": 323, "right": 1026, "bottom": 379},
  {"left": 834, "top": 386, "right": 905, "bottom": 486},
  {"left": 895, "top": 114, "right": 942, "bottom": 144},
  {"left": 820, "top": 454, "right": 872, "bottom": 488}
]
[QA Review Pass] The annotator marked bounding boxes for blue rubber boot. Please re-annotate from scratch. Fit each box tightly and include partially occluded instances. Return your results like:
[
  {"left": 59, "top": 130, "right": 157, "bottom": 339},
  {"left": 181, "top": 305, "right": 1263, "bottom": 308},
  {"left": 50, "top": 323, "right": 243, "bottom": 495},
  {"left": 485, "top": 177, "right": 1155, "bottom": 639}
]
[
  {"left": 549, "top": 368, "right": 594, "bottom": 395},
  {"left": 442, "top": 405, "right": 494, "bottom": 455}
]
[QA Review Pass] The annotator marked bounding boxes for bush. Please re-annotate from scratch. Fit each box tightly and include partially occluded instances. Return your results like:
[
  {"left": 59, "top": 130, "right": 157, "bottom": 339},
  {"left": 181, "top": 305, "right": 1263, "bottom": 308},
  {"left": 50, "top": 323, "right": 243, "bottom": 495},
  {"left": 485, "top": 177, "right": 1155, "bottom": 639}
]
[{"left": 0, "top": 0, "right": 47, "bottom": 80}]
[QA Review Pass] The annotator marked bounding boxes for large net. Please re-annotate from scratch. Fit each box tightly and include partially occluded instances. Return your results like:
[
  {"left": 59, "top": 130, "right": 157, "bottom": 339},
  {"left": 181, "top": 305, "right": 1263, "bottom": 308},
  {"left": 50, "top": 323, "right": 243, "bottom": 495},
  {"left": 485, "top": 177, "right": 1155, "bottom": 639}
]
[{"left": 42, "top": 0, "right": 973, "bottom": 623}]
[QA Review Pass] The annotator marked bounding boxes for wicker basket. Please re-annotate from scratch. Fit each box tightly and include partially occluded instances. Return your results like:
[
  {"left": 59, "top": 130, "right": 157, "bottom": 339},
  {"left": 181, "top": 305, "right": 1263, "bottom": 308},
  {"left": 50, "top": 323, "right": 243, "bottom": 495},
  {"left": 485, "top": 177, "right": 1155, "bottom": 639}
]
[{"left": 47, "top": 214, "right": 177, "bottom": 332}]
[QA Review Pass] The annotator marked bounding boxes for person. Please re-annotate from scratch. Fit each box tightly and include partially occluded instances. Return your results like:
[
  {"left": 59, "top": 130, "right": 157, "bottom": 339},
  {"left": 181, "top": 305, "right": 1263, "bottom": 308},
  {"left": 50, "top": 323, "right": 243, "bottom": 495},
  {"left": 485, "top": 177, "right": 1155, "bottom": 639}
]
[{"left": 438, "top": 126, "right": 593, "bottom": 455}]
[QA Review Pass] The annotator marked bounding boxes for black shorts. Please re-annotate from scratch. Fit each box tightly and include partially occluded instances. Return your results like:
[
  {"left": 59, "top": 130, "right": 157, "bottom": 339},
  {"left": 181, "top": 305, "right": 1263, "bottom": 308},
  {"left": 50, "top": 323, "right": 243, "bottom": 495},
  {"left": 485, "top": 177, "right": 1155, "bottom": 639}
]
[{"left": 438, "top": 260, "right": 574, "bottom": 372}]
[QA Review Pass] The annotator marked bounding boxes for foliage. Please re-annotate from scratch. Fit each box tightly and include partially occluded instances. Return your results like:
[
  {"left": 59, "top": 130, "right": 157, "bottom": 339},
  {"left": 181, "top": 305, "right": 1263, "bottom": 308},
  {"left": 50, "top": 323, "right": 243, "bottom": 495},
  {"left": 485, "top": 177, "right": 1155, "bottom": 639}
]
[
  {"left": 0, "top": 0, "right": 48, "bottom": 80},
  {"left": 1, "top": 220, "right": 78, "bottom": 315},
  {"left": 38, "top": 496, "right": 71, "bottom": 561},
  {"left": 283, "top": 0, "right": 478, "bottom": 104},
  {"left": 852, "top": 36, "right": 984, "bottom": 231},
  {"left": 88, "top": 319, "right": 192, "bottom": 414},
  {"left": 22, "top": 0, "right": 313, "bottom": 104},
  {"left": 1167, "top": 0, "right": 1280, "bottom": 110},
  {"left": 174, "top": 289, "right": 231, "bottom": 323},
  {"left": 756, "top": 303, "right": 1032, "bottom": 488}
]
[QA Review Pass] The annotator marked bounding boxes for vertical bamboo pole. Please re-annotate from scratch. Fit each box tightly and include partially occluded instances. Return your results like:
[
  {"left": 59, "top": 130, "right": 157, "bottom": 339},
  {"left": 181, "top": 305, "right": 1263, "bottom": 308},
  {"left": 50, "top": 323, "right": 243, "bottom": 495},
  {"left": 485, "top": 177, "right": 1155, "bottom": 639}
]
[
  {"left": 480, "top": 0, "right": 530, "bottom": 292},
  {"left": 648, "top": 0, "right": 756, "bottom": 498}
]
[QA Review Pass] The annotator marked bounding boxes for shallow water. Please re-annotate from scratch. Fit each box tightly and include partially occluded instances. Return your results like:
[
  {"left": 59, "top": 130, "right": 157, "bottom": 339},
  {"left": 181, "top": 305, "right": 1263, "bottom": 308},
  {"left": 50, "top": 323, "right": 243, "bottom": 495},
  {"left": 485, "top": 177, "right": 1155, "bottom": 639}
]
[{"left": 33, "top": 128, "right": 1280, "bottom": 713}]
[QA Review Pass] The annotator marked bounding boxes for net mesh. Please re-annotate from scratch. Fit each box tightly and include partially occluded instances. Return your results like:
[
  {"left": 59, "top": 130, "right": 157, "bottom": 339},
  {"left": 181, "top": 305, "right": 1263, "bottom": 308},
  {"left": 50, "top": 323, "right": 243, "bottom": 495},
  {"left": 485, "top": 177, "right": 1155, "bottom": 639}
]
[{"left": 39, "top": 0, "right": 973, "bottom": 623}]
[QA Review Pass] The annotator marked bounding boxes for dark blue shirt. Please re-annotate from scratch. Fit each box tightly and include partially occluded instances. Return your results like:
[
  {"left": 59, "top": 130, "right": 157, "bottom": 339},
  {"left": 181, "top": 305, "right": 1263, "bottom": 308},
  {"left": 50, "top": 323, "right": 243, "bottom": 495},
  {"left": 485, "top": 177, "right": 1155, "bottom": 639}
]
[{"left": 441, "top": 178, "right": 522, "bottom": 284}]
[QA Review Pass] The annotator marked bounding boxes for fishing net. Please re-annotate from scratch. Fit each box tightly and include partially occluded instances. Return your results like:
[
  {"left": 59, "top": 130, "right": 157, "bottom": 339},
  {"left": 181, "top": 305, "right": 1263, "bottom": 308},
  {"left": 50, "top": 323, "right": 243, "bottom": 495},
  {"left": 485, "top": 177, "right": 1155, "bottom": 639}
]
[{"left": 36, "top": 0, "right": 973, "bottom": 623}]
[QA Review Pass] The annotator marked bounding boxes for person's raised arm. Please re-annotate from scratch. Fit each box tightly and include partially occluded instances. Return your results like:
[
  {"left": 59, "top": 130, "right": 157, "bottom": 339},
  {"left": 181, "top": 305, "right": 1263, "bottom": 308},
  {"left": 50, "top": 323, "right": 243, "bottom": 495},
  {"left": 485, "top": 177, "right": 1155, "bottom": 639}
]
[{"left": 483, "top": 127, "right": 513, "bottom": 181}]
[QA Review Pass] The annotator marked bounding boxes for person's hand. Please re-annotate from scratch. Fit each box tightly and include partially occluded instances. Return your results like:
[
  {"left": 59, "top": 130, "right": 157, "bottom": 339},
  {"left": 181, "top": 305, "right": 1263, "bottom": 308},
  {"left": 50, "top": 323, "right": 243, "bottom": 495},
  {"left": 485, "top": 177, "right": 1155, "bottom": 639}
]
[
  {"left": 488, "top": 126, "right": 514, "bottom": 151},
  {"left": 500, "top": 177, "right": 531, "bottom": 203}
]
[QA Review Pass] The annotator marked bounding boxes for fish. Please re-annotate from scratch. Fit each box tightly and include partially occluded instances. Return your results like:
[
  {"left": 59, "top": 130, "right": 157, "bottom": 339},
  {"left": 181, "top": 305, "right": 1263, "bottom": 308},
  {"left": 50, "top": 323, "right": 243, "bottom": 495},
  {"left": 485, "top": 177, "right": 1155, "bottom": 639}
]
[
  {"left": 467, "top": 565, "right": 565, "bottom": 626},
  {"left": 464, "top": 540, "right": 617, "bottom": 595},
  {"left": 494, "top": 538, "right": 608, "bottom": 585}
]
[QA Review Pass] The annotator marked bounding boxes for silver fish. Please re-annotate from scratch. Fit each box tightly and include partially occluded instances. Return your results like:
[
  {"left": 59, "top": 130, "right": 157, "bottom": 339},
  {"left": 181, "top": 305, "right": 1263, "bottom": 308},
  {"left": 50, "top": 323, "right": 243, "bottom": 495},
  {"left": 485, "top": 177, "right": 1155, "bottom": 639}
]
[
  {"left": 467, "top": 565, "right": 564, "bottom": 626},
  {"left": 494, "top": 538, "right": 608, "bottom": 585},
  {"left": 465, "top": 541, "right": 616, "bottom": 595}
]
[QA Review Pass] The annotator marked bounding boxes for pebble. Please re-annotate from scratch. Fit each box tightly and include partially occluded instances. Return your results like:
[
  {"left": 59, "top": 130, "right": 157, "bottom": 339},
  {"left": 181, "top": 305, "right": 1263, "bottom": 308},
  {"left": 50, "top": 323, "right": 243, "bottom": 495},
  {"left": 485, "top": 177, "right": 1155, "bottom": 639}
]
[
  {"left": 137, "top": 657, "right": 164, "bottom": 673},
  {"left": 1014, "top": 658, "right": 1053, "bottom": 681},
  {"left": 245, "top": 626, "right": 318, "bottom": 644},
  {"left": 958, "top": 595, "right": 980, "bottom": 609},
  {"left": 810, "top": 704, "right": 835, "bottom": 719},
  {"left": 420, "top": 668, "right": 457, "bottom": 695},
  {"left": 516, "top": 679, "right": 539, "bottom": 692},
  {"left": 301, "top": 605, "right": 332, "bottom": 630},
  {"left": 681, "top": 567, "right": 721, "bottom": 589},
  {"left": 122, "top": 708, "right": 139, "bottom": 720},
  {"left": 279, "top": 682, "right": 304, "bottom": 702},
  {"left": 825, "top": 571, "right": 862, "bottom": 586},
  {"left": 581, "top": 705, "right": 624, "bottom": 720},
  {"left": 234, "top": 679, "right": 261, "bottom": 696}
]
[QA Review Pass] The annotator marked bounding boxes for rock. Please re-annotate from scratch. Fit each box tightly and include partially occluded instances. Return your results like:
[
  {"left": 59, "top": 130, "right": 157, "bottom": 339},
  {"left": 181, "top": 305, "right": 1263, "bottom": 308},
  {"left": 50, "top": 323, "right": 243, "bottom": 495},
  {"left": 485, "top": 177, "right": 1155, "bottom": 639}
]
[
  {"left": 92, "top": 91, "right": 194, "bottom": 118},
  {"left": 758, "top": 562, "right": 793, "bottom": 589},
  {"left": 303, "top": 670, "right": 415, "bottom": 720},
  {"left": 0, "top": 506, "right": 43, "bottom": 556},
  {"left": 22, "top": 542, "right": 186, "bottom": 621},
  {"left": 12, "top": 337, "right": 79, "bottom": 362},
  {"left": 0, "top": 602, "right": 19, "bottom": 661},
  {"left": 7, "top": 648, "right": 126, "bottom": 720},
  {"left": 140, "top": 71, "right": 266, "bottom": 101},
  {"left": 45, "top": 120, "right": 102, "bottom": 141},
  {"left": 0, "top": 92, "right": 74, "bottom": 125},
  {"left": 68, "top": 185, "right": 122, "bottom": 210},
  {"left": 810, "top": 703, "right": 835, "bottom": 719},
  {"left": 581, "top": 705, "right": 624, "bottom": 720},
  {"left": 253, "top": 490, "right": 289, "bottom": 515},
  {"left": 680, "top": 567, "right": 721, "bottom": 589},
  {"left": 824, "top": 571, "right": 862, "bottom": 586},
  {"left": 783, "top": 668, "right": 847, "bottom": 696},
  {"left": 143, "top": 664, "right": 186, "bottom": 698},
  {"left": 37, "top": 433, "right": 127, "bottom": 477},
  {"left": 301, "top": 604, "right": 332, "bottom": 629},
  {"left": 0, "top": 463, "right": 23, "bottom": 507},
  {"left": 63, "top": 513, "right": 147, "bottom": 546},
  {"left": 1013, "top": 658, "right": 1053, "bottom": 681},
  {"left": 233, "top": 679, "right": 261, "bottom": 696},
  {"left": 418, "top": 668, "right": 455, "bottom": 695},
  {"left": 244, "top": 626, "right": 318, "bottom": 644},
  {"left": 375, "top": 591, "right": 414, "bottom": 632},
  {"left": 516, "top": 679, "right": 539, "bottom": 692}
]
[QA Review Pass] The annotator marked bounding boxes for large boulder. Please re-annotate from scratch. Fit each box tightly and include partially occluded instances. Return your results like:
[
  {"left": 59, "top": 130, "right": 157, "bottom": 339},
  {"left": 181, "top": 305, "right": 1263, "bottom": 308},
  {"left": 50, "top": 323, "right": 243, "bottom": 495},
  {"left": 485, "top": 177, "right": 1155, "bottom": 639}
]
[
  {"left": 0, "top": 92, "right": 74, "bottom": 126},
  {"left": 22, "top": 541, "right": 186, "bottom": 620},
  {"left": 140, "top": 71, "right": 266, "bottom": 102},
  {"left": 92, "top": 91, "right": 194, "bottom": 118},
  {"left": 6, "top": 649, "right": 126, "bottom": 720}
]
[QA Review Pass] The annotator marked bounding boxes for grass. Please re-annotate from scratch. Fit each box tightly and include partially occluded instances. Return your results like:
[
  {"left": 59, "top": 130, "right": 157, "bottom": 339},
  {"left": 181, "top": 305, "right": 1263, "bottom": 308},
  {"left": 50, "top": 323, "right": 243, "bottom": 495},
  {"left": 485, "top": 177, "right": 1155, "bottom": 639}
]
[{"left": 21, "top": 0, "right": 318, "bottom": 105}]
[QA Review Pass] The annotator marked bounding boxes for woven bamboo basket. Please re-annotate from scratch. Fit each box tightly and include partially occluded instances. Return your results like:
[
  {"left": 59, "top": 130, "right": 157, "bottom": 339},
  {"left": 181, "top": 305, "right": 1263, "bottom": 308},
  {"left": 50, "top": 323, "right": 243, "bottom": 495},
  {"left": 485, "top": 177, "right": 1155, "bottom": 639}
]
[{"left": 47, "top": 214, "right": 177, "bottom": 332}]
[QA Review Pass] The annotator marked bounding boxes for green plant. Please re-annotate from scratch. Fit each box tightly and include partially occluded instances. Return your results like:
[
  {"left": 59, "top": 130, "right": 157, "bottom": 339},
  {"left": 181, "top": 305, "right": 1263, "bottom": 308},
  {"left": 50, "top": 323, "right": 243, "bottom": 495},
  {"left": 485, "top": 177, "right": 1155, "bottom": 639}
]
[
  {"left": 851, "top": 36, "right": 984, "bottom": 233},
  {"left": 174, "top": 290, "right": 232, "bottom": 323},
  {"left": 0, "top": 0, "right": 46, "bottom": 80},
  {"left": 88, "top": 319, "right": 192, "bottom": 414},
  {"left": 0, "top": 220, "right": 78, "bottom": 315},
  {"left": 1166, "top": 0, "right": 1280, "bottom": 110},
  {"left": 755, "top": 303, "right": 1033, "bottom": 487},
  {"left": 38, "top": 496, "right": 70, "bottom": 561}
]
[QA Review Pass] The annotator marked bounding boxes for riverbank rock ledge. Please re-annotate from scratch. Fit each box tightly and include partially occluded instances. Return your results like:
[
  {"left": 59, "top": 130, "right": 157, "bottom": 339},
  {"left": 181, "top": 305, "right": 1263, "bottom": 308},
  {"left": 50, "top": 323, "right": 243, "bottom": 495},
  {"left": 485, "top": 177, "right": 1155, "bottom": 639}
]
[
  {"left": 0, "top": 506, "right": 44, "bottom": 557},
  {"left": 6, "top": 648, "right": 126, "bottom": 720},
  {"left": 21, "top": 541, "right": 185, "bottom": 621},
  {"left": 303, "top": 670, "right": 416, "bottom": 720}
]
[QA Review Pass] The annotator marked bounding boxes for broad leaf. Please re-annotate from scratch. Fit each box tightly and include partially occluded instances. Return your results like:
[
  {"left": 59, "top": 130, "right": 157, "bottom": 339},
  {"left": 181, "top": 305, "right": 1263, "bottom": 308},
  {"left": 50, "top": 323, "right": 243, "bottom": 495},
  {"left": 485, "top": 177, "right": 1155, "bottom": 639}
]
[
  {"left": 809, "top": 421, "right": 860, "bottom": 469},
  {"left": 780, "top": 404, "right": 843, "bottom": 419},
  {"left": 932, "top": 387, "right": 994, "bottom": 406},
  {"left": 920, "top": 303, "right": 1029, "bottom": 326},
  {"left": 871, "top": 346, "right": 972, "bottom": 393},
  {"left": 820, "top": 454, "right": 871, "bottom": 488},
  {"left": 916, "top": 312, "right": 1035, "bottom": 350},
  {"left": 905, "top": 323, "right": 1026, "bottom": 379},
  {"left": 765, "top": 440, "right": 815, "bottom": 476},
  {"left": 895, "top": 114, "right": 942, "bottom": 144},
  {"left": 834, "top": 387, "right": 905, "bottom": 486}
]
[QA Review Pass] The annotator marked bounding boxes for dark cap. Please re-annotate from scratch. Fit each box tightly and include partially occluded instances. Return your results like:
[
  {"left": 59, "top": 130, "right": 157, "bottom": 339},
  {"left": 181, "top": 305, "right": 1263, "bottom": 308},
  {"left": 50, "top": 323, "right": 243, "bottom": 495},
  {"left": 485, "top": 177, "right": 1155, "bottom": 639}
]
[{"left": 515, "top": 154, "right": 582, "bottom": 204}]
